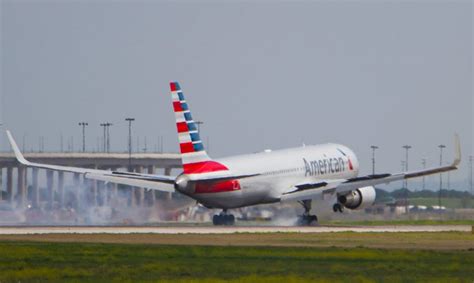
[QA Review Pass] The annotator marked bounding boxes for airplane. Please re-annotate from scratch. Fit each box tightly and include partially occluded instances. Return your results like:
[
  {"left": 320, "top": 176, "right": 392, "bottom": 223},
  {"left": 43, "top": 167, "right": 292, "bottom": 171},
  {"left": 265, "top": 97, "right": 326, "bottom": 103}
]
[{"left": 6, "top": 82, "right": 461, "bottom": 225}]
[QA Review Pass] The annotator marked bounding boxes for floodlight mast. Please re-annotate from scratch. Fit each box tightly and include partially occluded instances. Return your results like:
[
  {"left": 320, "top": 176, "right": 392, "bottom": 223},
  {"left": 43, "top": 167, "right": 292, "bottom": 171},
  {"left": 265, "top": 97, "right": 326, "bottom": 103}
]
[
  {"left": 125, "top": 118, "right": 135, "bottom": 172},
  {"left": 78, "top": 122, "right": 88, "bottom": 152}
]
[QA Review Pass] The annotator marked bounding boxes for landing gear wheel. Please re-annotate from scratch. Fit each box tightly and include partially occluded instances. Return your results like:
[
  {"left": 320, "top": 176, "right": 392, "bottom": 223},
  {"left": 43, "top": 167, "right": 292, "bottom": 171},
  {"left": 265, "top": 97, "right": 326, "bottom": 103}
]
[
  {"left": 297, "top": 200, "right": 319, "bottom": 226},
  {"left": 225, "top": 215, "right": 235, "bottom": 225},
  {"left": 333, "top": 203, "right": 344, "bottom": 213},
  {"left": 297, "top": 214, "right": 318, "bottom": 226},
  {"left": 212, "top": 215, "right": 222, "bottom": 225},
  {"left": 212, "top": 211, "right": 235, "bottom": 226}
]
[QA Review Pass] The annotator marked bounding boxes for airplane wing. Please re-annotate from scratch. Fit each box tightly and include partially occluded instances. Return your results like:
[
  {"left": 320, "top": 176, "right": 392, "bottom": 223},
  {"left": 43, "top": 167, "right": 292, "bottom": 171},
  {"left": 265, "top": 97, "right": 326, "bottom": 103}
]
[
  {"left": 281, "top": 134, "right": 461, "bottom": 202},
  {"left": 6, "top": 130, "right": 176, "bottom": 192}
]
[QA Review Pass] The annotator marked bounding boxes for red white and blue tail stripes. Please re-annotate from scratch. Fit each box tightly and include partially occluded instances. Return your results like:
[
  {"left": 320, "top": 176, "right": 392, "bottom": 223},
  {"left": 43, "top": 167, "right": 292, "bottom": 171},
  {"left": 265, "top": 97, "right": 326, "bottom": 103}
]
[{"left": 170, "top": 82, "right": 229, "bottom": 175}]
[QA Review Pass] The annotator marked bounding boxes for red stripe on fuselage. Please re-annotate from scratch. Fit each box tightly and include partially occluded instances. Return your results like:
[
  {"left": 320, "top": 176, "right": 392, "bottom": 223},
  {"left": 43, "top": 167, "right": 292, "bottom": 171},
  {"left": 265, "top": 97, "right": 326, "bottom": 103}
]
[
  {"left": 176, "top": 122, "right": 188, "bottom": 133},
  {"left": 183, "top": 161, "right": 228, "bottom": 174},
  {"left": 195, "top": 180, "right": 241, "bottom": 194}
]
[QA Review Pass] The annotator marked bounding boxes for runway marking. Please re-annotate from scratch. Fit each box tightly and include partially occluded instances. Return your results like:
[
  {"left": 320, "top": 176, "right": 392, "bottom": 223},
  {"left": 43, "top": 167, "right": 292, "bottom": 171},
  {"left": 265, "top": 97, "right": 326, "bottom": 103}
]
[{"left": 0, "top": 225, "right": 471, "bottom": 235}]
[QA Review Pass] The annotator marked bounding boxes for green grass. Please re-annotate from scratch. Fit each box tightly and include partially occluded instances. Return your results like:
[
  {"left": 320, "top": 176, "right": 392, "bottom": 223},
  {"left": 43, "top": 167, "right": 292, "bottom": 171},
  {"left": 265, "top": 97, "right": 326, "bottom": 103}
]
[
  {"left": 0, "top": 241, "right": 473, "bottom": 282},
  {"left": 323, "top": 219, "right": 474, "bottom": 226}
]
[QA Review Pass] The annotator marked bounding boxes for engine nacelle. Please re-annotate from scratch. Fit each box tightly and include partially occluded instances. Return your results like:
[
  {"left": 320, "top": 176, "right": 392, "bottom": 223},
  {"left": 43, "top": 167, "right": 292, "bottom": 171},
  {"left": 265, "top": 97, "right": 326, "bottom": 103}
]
[{"left": 337, "top": 186, "right": 376, "bottom": 210}]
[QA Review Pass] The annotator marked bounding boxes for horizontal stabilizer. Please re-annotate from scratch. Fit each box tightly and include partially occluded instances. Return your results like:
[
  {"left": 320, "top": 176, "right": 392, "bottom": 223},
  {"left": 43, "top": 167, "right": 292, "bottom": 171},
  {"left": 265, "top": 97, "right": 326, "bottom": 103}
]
[{"left": 188, "top": 173, "right": 260, "bottom": 183}]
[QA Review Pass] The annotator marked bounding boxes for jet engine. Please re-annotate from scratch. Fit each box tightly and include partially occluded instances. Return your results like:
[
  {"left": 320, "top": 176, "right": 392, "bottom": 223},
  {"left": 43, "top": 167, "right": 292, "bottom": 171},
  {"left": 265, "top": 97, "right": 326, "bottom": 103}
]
[{"left": 337, "top": 186, "right": 376, "bottom": 210}]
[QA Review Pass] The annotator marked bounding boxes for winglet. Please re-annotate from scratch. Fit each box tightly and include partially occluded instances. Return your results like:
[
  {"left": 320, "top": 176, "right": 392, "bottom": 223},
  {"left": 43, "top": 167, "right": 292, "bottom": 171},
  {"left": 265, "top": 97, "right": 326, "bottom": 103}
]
[
  {"left": 452, "top": 133, "right": 461, "bottom": 167},
  {"left": 6, "top": 130, "right": 30, "bottom": 166}
]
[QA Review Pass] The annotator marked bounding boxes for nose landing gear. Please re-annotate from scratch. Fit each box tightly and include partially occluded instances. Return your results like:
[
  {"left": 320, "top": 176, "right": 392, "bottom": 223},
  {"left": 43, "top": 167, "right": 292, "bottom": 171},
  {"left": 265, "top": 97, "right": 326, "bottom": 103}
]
[
  {"left": 297, "top": 200, "right": 318, "bottom": 226},
  {"left": 212, "top": 209, "right": 235, "bottom": 226}
]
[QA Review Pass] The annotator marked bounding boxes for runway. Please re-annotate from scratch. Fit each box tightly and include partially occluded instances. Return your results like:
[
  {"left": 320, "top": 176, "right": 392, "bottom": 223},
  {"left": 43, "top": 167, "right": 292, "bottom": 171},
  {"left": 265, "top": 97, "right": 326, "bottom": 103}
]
[{"left": 0, "top": 225, "right": 471, "bottom": 235}]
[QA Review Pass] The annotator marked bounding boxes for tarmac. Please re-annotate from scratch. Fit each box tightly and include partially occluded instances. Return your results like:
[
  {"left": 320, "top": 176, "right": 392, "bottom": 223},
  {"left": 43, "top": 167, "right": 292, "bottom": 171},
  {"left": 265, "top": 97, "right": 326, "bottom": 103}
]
[{"left": 0, "top": 225, "right": 471, "bottom": 234}]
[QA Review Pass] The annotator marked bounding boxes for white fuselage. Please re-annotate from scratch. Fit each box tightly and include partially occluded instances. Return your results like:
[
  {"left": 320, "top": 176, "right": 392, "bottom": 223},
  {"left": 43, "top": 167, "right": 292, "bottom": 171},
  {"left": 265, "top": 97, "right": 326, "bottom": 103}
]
[{"left": 185, "top": 143, "right": 360, "bottom": 209}]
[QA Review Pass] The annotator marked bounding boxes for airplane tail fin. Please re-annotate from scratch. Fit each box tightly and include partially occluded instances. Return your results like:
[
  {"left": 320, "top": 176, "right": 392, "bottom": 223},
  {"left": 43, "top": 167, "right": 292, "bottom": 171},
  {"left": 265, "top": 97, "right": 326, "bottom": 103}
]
[{"left": 170, "top": 82, "right": 228, "bottom": 175}]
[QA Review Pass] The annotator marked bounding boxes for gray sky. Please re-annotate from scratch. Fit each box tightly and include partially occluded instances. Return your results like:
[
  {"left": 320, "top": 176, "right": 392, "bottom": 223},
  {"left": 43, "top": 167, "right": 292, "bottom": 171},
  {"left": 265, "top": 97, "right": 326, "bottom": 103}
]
[{"left": 1, "top": 1, "right": 472, "bottom": 188}]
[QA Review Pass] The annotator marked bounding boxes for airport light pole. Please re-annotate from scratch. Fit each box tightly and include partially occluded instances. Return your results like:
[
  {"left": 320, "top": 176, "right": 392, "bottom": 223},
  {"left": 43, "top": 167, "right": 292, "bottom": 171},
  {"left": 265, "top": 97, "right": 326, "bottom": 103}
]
[
  {"left": 125, "top": 118, "right": 135, "bottom": 172},
  {"left": 402, "top": 145, "right": 411, "bottom": 212},
  {"left": 78, "top": 122, "right": 88, "bottom": 152},
  {"left": 370, "top": 145, "right": 378, "bottom": 175},
  {"left": 438, "top": 144, "right": 446, "bottom": 207},
  {"left": 160, "top": 136, "right": 163, "bottom": 153},
  {"left": 447, "top": 162, "right": 451, "bottom": 190},
  {"left": 469, "top": 156, "right": 473, "bottom": 197},
  {"left": 100, "top": 123, "right": 107, "bottom": 152},
  {"left": 195, "top": 121, "right": 207, "bottom": 150},
  {"left": 39, "top": 136, "right": 44, "bottom": 152},
  {"left": 421, "top": 158, "right": 427, "bottom": 191},
  {"left": 195, "top": 121, "right": 204, "bottom": 134},
  {"left": 105, "top": 122, "right": 113, "bottom": 153},
  {"left": 402, "top": 145, "right": 411, "bottom": 189},
  {"left": 60, "top": 132, "right": 63, "bottom": 152},
  {"left": 0, "top": 124, "right": 2, "bottom": 200}
]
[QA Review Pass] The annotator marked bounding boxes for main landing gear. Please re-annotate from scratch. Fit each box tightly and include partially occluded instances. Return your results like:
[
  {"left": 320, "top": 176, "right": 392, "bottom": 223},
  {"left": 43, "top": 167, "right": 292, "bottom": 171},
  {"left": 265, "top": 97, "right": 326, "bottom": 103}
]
[
  {"left": 212, "top": 209, "right": 235, "bottom": 226},
  {"left": 297, "top": 200, "right": 318, "bottom": 226},
  {"left": 333, "top": 203, "right": 344, "bottom": 213}
]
